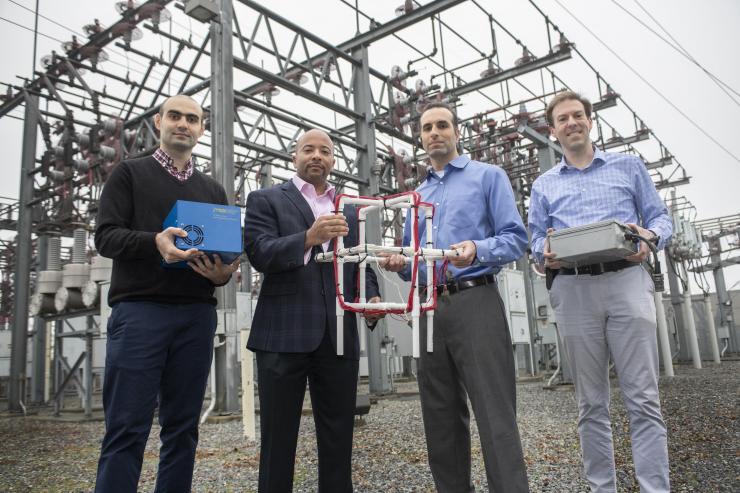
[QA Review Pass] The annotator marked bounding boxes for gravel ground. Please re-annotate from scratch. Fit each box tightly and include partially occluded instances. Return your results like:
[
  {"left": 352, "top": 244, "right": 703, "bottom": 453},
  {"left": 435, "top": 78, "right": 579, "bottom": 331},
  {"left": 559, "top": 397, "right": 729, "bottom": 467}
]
[{"left": 0, "top": 361, "right": 737, "bottom": 492}]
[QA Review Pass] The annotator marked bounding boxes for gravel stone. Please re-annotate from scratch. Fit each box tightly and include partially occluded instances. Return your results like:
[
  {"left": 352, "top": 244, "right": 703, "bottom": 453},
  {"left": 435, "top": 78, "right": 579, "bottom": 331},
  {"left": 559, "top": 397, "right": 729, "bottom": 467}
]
[{"left": 0, "top": 361, "right": 737, "bottom": 492}]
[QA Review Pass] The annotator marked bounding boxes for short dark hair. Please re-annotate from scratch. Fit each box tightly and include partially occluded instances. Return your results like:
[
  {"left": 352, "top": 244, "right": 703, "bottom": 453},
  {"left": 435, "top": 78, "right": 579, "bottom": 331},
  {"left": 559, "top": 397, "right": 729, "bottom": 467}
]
[
  {"left": 546, "top": 91, "right": 592, "bottom": 126},
  {"left": 419, "top": 101, "right": 458, "bottom": 128},
  {"left": 158, "top": 94, "right": 202, "bottom": 117}
]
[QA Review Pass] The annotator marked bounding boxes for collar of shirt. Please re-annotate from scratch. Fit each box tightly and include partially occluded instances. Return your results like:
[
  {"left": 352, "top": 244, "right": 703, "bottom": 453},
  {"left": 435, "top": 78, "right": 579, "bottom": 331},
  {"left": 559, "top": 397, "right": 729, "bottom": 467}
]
[
  {"left": 153, "top": 148, "right": 194, "bottom": 181},
  {"left": 425, "top": 154, "right": 471, "bottom": 182},
  {"left": 555, "top": 146, "right": 607, "bottom": 174},
  {"left": 291, "top": 174, "right": 336, "bottom": 202}
]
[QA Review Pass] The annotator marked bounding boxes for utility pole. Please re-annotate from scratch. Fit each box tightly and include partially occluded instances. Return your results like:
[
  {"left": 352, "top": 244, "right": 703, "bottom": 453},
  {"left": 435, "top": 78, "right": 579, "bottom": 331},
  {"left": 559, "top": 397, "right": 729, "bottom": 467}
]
[
  {"left": 353, "top": 44, "right": 390, "bottom": 394},
  {"left": 9, "top": 92, "right": 38, "bottom": 412},
  {"left": 211, "top": 0, "right": 239, "bottom": 414}
]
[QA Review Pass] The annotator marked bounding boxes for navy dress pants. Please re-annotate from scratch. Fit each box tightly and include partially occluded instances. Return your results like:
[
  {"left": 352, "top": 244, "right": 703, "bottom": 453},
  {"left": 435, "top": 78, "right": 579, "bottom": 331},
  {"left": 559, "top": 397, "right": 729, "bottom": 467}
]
[
  {"left": 94, "top": 301, "right": 216, "bottom": 493},
  {"left": 256, "top": 329, "right": 359, "bottom": 493}
]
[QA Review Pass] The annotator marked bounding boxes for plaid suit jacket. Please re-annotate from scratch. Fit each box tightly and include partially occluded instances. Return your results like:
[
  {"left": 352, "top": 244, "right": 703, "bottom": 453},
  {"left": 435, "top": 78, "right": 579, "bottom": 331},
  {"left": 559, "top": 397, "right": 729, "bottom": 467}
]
[{"left": 244, "top": 180, "right": 380, "bottom": 359}]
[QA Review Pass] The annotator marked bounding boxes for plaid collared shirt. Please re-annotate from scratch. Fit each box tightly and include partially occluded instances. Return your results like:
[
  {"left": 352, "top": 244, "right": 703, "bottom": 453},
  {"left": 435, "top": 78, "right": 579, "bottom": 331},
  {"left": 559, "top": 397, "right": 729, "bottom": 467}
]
[{"left": 153, "top": 148, "right": 194, "bottom": 182}]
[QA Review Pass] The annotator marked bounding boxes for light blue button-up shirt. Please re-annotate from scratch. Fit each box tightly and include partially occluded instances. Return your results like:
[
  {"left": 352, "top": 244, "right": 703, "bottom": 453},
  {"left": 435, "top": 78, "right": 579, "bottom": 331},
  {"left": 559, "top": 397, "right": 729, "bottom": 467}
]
[
  {"left": 528, "top": 147, "right": 673, "bottom": 265},
  {"left": 399, "top": 154, "right": 528, "bottom": 284}
]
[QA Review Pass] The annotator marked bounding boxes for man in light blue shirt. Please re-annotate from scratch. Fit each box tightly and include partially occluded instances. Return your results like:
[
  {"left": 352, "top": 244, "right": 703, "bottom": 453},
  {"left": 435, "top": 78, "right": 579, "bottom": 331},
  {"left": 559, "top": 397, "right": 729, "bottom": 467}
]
[
  {"left": 528, "top": 91, "right": 671, "bottom": 493},
  {"left": 382, "top": 102, "right": 530, "bottom": 492}
]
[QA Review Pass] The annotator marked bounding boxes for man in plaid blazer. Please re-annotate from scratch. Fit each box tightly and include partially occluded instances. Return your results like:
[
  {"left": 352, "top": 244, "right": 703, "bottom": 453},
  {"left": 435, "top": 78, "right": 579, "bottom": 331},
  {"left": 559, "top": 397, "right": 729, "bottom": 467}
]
[{"left": 244, "top": 129, "right": 382, "bottom": 492}]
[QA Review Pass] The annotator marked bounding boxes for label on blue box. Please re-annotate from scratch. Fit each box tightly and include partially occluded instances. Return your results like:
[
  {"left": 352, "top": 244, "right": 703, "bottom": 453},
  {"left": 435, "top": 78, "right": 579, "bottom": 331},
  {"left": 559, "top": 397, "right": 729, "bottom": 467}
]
[{"left": 162, "top": 200, "right": 242, "bottom": 269}]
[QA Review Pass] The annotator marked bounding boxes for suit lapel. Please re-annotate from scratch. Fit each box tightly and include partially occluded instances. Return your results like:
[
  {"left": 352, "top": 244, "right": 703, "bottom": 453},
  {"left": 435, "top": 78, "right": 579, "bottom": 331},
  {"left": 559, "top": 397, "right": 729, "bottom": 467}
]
[{"left": 281, "top": 181, "right": 315, "bottom": 229}]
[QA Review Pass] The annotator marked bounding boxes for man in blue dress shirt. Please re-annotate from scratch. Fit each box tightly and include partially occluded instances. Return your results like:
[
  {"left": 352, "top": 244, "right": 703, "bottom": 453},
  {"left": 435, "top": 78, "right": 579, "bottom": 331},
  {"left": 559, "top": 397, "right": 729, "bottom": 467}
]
[
  {"left": 382, "top": 102, "right": 530, "bottom": 492},
  {"left": 528, "top": 91, "right": 672, "bottom": 493}
]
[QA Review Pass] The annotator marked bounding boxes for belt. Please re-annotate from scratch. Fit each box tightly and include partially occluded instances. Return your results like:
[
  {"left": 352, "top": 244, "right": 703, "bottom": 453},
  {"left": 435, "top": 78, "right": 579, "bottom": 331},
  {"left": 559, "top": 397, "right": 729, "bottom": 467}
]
[
  {"left": 436, "top": 273, "right": 496, "bottom": 296},
  {"left": 559, "top": 259, "right": 637, "bottom": 276}
]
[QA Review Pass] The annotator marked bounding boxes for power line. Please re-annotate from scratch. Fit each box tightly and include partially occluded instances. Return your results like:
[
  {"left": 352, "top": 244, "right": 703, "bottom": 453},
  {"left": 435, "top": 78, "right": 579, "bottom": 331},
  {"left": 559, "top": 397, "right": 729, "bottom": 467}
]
[
  {"left": 4, "top": 0, "right": 186, "bottom": 85},
  {"left": 549, "top": 0, "right": 740, "bottom": 165},
  {"left": 0, "top": 11, "right": 190, "bottom": 92},
  {"left": 632, "top": 0, "right": 740, "bottom": 100},
  {"left": 7, "top": 0, "right": 83, "bottom": 36},
  {"left": 609, "top": 0, "right": 740, "bottom": 106},
  {"left": 0, "top": 15, "right": 64, "bottom": 43}
]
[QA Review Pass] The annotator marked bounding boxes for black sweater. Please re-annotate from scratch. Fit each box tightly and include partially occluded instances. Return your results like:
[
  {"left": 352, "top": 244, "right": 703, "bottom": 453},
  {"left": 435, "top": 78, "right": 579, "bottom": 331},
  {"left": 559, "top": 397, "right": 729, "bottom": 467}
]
[{"left": 95, "top": 156, "right": 229, "bottom": 305}]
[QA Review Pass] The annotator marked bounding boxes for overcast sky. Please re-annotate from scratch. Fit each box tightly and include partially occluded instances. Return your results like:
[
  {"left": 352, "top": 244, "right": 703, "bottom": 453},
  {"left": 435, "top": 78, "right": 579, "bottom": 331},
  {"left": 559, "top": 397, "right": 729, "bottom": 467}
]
[{"left": 0, "top": 0, "right": 738, "bottom": 290}]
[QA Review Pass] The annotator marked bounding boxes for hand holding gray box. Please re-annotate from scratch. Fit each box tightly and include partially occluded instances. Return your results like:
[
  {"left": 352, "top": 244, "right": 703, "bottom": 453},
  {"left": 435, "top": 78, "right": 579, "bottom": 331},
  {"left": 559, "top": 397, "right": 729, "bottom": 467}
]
[{"left": 548, "top": 220, "right": 637, "bottom": 265}]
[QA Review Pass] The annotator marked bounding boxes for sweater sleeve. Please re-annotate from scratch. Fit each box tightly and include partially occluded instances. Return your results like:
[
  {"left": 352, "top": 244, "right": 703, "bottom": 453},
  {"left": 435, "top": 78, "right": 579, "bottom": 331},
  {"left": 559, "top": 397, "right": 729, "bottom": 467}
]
[{"left": 94, "top": 162, "right": 158, "bottom": 260}]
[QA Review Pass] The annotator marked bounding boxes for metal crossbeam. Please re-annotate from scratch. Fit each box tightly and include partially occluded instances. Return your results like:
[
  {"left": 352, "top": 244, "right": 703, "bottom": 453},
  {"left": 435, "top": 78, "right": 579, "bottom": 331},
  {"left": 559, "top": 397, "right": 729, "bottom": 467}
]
[
  {"left": 646, "top": 156, "right": 673, "bottom": 170},
  {"left": 602, "top": 131, "right": 650, "bottom": 150},
  {"left": 237, "top": 0, "right": 465, "bottom": 98},
  {"left": 233, "top": 57, "right": 363, "bottom": 120},
  {"left": 446, "top": 48, "right": 573, "bottom": 98}
]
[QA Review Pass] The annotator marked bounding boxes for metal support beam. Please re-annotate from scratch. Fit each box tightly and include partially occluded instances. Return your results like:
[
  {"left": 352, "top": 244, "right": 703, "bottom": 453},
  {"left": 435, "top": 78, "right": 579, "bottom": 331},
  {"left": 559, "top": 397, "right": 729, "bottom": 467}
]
[
  {"left": 655, "top": 176, "right": 690, "bottom": 190},
  {"left": 517, "top": 122, "right": 562, "bottom": 159},
  {"left": 646, "top": 156, "right": 673, "bottom": 170},
  {"left": 680, "top": 263, "right": 702, "bottom": 369},
  {"left": 592, "top": 97, "right": 618, "bottom": 112},
  {"left": 237, "top": 0, "right": 466, "bottom": 97},
  {"left": 447, "top": 48, "right": 572, "bottom": 98},
  {"left": 52, "top": 352, "right": 86, "bottom": 405},
  {"left": 237, "top": 0, "right": 362, "bottom": 67},
  {"left": 211, "top": 0, "right": 240, "bottom": 415},
  {"left": 84, "top": 316, "right": 94, "bottom": 417},
  {"left": 602, "top": 131, "right": 650, "bottom": 150},
  {"left": 339, "top": 0, "right": 466, "bottom": 51},
  {"left": 537, "top": 145, "right": 559, "bottom": 174},
  {"left": 666, "top": 192, "right": 689, "bottom": 362},
  {"left": 233, "top": 57, "right": 363, "bottom": 120},
  {"left": 234, "top": 94, "right": 364, "bottom": 151},
  {"left": 9, "top": 93, "right": 38, "bottom": 412},
  {"left": 30, "top": 235, "right": 48, "bottom": 404},
  {"left": 352, "top": 45, "right": 390, "bottom": 394},
  {"left": 513, "top": 177, "right": 539, "bottom": 376}
]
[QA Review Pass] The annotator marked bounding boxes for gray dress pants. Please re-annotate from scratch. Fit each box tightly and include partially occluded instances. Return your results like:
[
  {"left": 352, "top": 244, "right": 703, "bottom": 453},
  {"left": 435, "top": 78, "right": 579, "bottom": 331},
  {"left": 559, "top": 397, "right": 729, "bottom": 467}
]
[
  {"left": 418, "top": 282, "right": 530, "bottom": 493},
  {"left": 550, "top": 265, "right": 670, "bottom": 493}
]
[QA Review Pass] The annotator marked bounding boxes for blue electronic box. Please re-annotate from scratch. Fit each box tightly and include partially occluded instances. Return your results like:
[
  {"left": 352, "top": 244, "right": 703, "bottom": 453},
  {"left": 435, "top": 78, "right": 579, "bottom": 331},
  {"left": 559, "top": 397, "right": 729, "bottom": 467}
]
[{"left": 162, "top": 200, "right": 242, "bottom": 268}]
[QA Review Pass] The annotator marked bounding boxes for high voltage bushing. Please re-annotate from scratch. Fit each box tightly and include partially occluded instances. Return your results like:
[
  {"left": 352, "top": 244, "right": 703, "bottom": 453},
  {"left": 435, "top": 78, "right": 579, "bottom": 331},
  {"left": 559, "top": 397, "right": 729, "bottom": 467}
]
[
  {"left": 54, "top": 228, "right": 90, "bottom": 312},
  {"left": 29, "top": 235, "right": 62, "bottom": 316},
  {"left": 82, "top": 255, "right": 113, "bottom": 308}
]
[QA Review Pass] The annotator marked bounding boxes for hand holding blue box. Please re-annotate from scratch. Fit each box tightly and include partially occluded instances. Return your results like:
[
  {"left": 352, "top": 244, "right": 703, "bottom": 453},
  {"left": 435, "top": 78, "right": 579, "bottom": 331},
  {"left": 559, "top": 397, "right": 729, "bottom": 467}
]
[{"left": 162, "top": 200, "right": 243, "bottom": 268}]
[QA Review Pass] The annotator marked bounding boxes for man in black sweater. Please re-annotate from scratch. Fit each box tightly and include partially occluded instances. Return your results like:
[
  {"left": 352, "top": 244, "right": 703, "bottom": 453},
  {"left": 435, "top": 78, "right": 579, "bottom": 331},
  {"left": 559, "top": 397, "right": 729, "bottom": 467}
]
[{"left": 93, "top": 94, "right": 238, "bottom": 493}]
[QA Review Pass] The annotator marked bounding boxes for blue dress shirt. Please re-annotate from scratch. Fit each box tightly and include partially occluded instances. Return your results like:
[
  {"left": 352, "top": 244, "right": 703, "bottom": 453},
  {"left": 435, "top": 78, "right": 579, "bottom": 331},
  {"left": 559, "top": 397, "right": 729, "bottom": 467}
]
[
  {"left": 528, "top": 147, "right": 673, "bottom": 265},
  {"left": 399, "top": 155, "right": 528, "bottom": 284}
]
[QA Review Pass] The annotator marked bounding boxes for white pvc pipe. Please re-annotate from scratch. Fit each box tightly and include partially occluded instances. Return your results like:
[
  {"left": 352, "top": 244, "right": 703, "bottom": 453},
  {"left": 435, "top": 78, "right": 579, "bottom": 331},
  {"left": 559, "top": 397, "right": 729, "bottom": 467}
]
[
  {"left": 316, "top": 246, "right": 460, "bottom": 262},
  {"left": 342, "top": 301, "right": 408, "bottom": 310},
  {"left": 654, "top": 291, "right": 674, "bottom": 377},
  {"left": 410, "top": 195, "right": 421, "bottom": 358},
  {"left": 325, "top": 193, "right": 459, "bottom": 357},
  {"left": 681, "top": 287, "right": 702, "bottom": 369},
  {"left": 704, "top": 296, "right": 721, "bottom": 364},
  {"left": 200, "top": 336, "right": 225, "bottom": 425},
  {"left": 424, "top": 205, "right": 434, "bottom": 353},
  {"left": 240, "top": 329, "right": 256, "bottom": 440},
  {"left": 336, "top": 199, "right": 346, "bottom": 356},
  {"left": 358, "top": 205, "right": 367, "bottom": 354}
]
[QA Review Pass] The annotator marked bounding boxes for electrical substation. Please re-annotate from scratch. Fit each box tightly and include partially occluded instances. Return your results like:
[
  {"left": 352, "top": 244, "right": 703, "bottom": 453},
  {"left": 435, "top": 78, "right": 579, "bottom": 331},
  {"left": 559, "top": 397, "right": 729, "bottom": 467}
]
[{"left": 0, "top": 1, "right": 738, "bottom": 490}]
